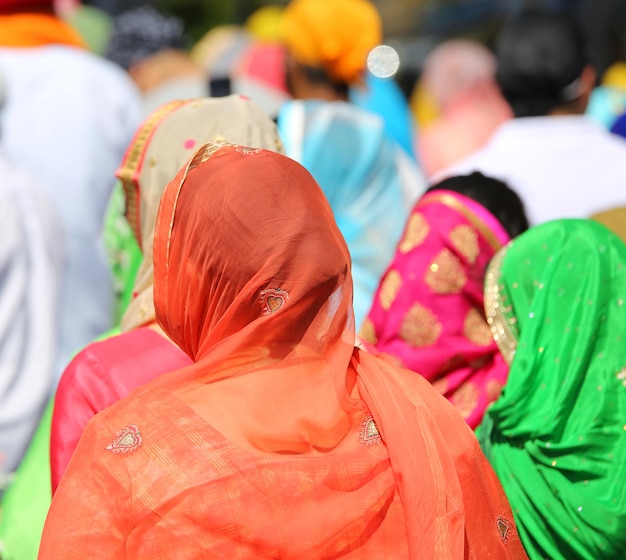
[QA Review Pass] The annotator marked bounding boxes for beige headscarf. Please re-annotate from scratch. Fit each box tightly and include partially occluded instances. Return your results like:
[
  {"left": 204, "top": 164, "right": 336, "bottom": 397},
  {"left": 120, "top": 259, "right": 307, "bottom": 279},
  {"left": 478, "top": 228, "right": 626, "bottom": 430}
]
[{"left": 117, "top": 95, "right": 285, "bottom": 333}]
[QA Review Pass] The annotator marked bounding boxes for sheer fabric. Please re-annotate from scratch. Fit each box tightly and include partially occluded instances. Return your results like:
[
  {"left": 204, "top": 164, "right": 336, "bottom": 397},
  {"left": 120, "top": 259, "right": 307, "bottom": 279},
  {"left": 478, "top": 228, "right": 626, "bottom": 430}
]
[
  {"left": 118, "top": 94, "right": 284, "bottom": 332},
  {"left": 40, "top": 143, "right": 526, "bottom": 559},
  {"left": 481, "top": 219, "right": 626, "bottom": 558},
  {"left": 50, "top": 327, "right": 189, "bottom": 492},
  {"left": 50, "top": 95, "right": 284, "bottom": 486},
  {"left": 361, "top": 190, "right": 510, "bottom": 428}
]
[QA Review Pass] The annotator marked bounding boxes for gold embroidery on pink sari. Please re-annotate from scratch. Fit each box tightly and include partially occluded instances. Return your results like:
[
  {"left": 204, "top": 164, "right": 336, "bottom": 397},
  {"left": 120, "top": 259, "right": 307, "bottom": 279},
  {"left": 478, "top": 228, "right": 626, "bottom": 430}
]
[
  {"left": 379, "top": 270, "right": 402, "bottom": 310},
  {"left": 400, "top": 302, "right": 442, "bottom": 347},
  {"left": 463, "top": 308, "right": 493, "bottom": 346},
  {"left": 358, "top": 318, "right": 378, "bottom": 344},
  {"left": 425, "top": 248, "right": 467, "bottom": 294},
  {"left": 399, "top": 212, "right": 430, "bottom": 253},
  {"left": 450, "top": 224, "right": 479, "bottom": 264},
  {"left": 451, "top": 383, "right": 479, "bottom": 419}
]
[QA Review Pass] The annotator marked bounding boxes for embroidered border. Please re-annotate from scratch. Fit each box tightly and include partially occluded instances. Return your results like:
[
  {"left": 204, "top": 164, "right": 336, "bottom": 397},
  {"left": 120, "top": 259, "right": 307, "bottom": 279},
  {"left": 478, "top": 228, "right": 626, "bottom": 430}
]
[{"left": 484, "top": 245, "right": 518, "bottom": 365}]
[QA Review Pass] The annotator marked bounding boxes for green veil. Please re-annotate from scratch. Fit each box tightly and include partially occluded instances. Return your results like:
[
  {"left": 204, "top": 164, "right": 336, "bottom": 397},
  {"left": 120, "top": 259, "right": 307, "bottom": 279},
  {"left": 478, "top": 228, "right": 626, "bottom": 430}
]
[{"left": 479, "top": 219, "right": 626, "bottom": 559}]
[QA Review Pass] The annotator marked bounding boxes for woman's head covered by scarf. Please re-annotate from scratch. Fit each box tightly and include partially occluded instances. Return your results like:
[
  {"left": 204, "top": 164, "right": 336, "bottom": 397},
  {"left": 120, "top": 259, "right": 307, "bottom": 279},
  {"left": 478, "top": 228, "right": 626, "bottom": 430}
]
[
  {"left": 116, "top": 95, "right": 284, "bottom": 333},
  {"left": 360, "top": 173, "right": 528, "bottom": 428},
  {"left": 481, "top": 218, "right": 626, "bottom": 558},
  {"left": 281, "top": 0, "right": 382, "bottom": 88},
  {"left": 153, "top": 140, "right": 354, "bottom": 365}
]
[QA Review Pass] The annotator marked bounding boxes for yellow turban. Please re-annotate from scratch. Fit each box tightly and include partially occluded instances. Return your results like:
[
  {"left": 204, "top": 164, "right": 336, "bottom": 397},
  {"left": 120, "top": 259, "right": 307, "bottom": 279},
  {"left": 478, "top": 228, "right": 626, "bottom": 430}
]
[{"left": 281, "top": 0, "right": 382, "bottom": 85}]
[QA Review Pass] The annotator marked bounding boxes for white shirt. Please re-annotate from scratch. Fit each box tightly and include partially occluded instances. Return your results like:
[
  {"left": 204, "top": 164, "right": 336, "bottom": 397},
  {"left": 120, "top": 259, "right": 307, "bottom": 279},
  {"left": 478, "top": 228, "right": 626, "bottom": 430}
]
[
  {"left": 439, "top": 115, "right": 626, "bottom": 225},
  {"left": 0, "top": 154, "right": 61, "bottom": 476},
  {"left": 0, "top": 45, "right": 142, "bottom": 378}
]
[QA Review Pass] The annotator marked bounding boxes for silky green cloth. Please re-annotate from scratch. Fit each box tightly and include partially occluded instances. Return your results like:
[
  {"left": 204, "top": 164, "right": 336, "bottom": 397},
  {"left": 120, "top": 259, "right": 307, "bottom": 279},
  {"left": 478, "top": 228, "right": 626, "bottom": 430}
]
[
  {"left": 0, "top": 328, "right": 121, "bottom": 560},
  {"left": 479, "top": 219, "right": 626, "bottom": 559},
  {"left": 103, "top": 181, "right": 142, "bottom": 325}
]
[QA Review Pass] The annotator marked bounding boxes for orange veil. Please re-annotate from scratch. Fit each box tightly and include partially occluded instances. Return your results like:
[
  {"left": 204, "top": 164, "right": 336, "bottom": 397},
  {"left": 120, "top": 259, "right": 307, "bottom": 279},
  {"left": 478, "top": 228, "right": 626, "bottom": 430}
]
[
  {"left": 39, "top": 141, "right": 526, "bottom": 559},
  {"left": 151, "top": 141, "right": 527, "bottom": 557}
]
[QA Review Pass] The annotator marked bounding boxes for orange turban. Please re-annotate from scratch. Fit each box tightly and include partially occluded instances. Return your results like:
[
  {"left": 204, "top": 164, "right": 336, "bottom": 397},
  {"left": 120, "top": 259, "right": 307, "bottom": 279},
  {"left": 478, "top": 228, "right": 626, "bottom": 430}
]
[{"left": 281, "top": 0, "right": 382, "bottom": 85}]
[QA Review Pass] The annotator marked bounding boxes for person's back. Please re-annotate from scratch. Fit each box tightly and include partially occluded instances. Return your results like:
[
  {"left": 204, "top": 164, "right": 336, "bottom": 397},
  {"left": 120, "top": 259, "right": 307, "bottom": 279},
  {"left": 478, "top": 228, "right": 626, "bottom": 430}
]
[
  {"left": 0, "top": 5, "right": 142, "bottom": 377},
  {"left": 0, "top": 150, "right": 61, "bottom": 478},
  {"left": 480, "top": 219, "right": 626, "bottom": 558},
  {"left": 440, "top": 11, "right": 626, "bottom": 226},
  {"left": 360, "top": 173, "right": 529, "bottom": 429},
  {"left": 39, "top": 140, "right": 527, "bottom": 559},
  {"left": 50, "top": 95, "right": 287, "bottom": 491}
]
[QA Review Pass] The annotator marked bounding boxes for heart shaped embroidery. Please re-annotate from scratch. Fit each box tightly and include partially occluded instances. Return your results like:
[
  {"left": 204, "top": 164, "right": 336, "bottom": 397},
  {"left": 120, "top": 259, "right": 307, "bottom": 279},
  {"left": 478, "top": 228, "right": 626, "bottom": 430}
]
[
  {"left": 359, "top": 414, "right": 382, "bottom": 446},
  {"left": 496, "top": 515, "right": 512, "bottom": 543},
  {"left": 106, "top": 425, "right": 142, "bottom": 453},
  {"left": 260, "top": 288, "right": 289, "bottom": 316}
]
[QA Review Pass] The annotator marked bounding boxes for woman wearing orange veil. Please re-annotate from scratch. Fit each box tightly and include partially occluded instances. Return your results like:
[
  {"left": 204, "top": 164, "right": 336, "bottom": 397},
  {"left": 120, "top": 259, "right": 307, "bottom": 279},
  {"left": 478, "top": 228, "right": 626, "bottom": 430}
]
[{"left": 39, "top": 141, "right": 527, "bottom": 559}]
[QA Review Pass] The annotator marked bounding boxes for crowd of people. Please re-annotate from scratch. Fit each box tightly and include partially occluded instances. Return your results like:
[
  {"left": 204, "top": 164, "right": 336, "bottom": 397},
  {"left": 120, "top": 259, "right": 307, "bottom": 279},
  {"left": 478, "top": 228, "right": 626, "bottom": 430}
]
[{"left": 0, "top": 0, "right": 625, "bottom": 558}]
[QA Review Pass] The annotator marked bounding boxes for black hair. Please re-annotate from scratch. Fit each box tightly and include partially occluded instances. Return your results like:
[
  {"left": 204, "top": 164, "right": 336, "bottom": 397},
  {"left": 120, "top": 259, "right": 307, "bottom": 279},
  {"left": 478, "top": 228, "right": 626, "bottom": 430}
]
[
  {"left": 426, "top": 172, "right": 530, "bottom": 240},
  {"left": 496, "top": 11, "right": 588, "bottom": 117},
  {"left": 105, "top": 6, "right": 190, "bottom": 70},
  {"left": 285, "top": 62, "right": 350, "bottom": 98}
]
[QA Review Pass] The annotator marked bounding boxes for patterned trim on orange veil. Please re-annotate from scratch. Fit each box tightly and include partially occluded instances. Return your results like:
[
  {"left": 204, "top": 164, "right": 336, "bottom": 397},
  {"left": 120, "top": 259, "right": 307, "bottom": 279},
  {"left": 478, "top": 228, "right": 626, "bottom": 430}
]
[{"left": 163, "top": 139, "right": 236, "bottom": 268}]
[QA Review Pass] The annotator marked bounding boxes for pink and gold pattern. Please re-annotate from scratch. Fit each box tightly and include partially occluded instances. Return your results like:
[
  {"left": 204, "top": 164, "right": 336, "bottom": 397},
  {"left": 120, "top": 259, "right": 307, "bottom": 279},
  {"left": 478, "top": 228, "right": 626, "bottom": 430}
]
[
  {"left": 399, "top": 212, "right": 430, "bottom": 253},
  {"left": 451, "top": 383, "right": 480, "bottom": 419},
  {"left": 450, "top": 224, "right": 480, "bottom": 264},
  {"left": 424, "top": 248, "right": 467, "bottom": 294},
  {"left": 400, "top": 302, "right": 442, "bottom": 348},
  {"left": 362, "top": 190, "right": 511, "bottom": 429},
  {"left": 379, "top": 270, "right": 402, "bottom": 310},
  {"left": 486, "top": 379, "right": 504, "bottom": 402},
  {"left": 463, "top": 308, "right": 493, "bottom": 346},
  {"left": 358, "top": 318, "right": 378, "bottom": 345}
]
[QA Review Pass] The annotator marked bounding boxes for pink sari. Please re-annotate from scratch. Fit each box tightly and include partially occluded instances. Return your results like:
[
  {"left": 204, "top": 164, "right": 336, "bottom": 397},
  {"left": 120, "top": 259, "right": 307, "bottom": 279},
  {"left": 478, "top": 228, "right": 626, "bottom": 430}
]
[{"left": 360, "top": 190, "right": 510, "bottom": 428}]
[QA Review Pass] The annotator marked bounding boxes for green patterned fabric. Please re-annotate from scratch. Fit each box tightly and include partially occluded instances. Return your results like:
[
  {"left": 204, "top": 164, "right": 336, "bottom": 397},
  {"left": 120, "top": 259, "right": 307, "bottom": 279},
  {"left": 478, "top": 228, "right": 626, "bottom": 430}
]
[
  {"left": 480, "top": 219, "right": 626, "bottom": 559},
  {"left": 103, "top": 181, "right": 142, "bottom": 324}
]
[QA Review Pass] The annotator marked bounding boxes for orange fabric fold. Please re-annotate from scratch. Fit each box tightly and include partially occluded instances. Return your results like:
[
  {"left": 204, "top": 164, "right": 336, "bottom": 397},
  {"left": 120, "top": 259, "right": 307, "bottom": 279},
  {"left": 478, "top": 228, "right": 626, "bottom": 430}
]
[
  {"left": 0, "top": 13, "right": 85, "bottom": 48},
  {"left": 39, "top": 141, "right": 527, "bottom": 558},
  {"left": 356, "top": 350, "right": 528, "bottom": 558}
]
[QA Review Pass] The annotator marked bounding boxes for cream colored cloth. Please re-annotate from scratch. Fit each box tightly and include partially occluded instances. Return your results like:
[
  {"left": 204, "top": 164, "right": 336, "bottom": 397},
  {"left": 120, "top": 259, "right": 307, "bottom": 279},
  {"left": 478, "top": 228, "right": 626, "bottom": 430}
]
[{"left": 118, "top": 95, "right": 284, "bottom": 333}]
